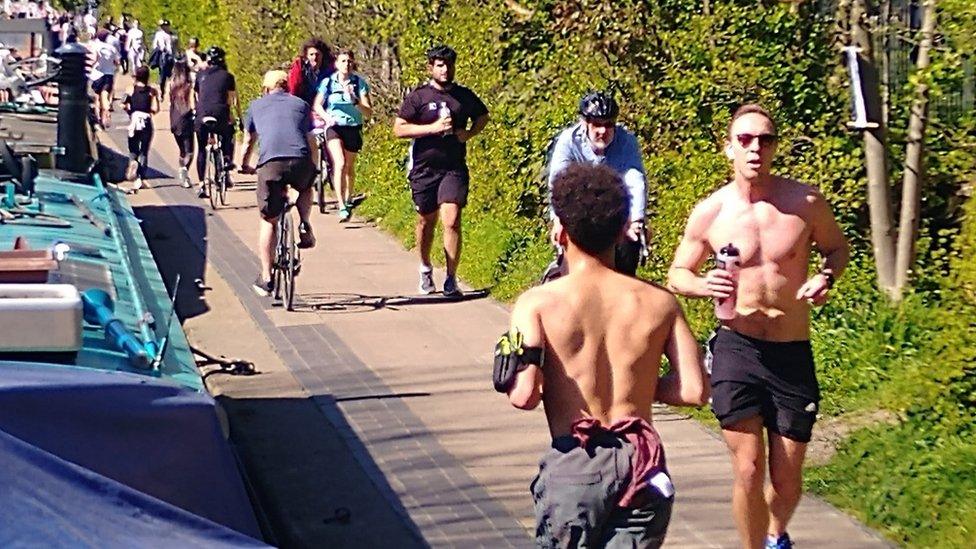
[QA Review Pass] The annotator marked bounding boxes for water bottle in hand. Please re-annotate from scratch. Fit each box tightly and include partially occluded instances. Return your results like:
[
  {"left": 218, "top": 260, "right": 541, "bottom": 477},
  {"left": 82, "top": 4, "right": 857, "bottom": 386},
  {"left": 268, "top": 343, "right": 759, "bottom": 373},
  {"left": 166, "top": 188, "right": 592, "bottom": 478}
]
[
  {"left": 438, "top": 102, "right": 453, "bottom": 135},
  {"left": 714, "top": 243, "right": 741, "bottom": 321}
]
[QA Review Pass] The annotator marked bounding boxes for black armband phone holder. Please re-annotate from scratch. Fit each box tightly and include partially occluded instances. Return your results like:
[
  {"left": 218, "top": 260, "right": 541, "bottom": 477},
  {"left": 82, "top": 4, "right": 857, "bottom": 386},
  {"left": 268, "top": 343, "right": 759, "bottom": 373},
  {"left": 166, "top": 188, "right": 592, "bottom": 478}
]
[{"left": 492, "top": 330, "right": 544, "bottom": 393}]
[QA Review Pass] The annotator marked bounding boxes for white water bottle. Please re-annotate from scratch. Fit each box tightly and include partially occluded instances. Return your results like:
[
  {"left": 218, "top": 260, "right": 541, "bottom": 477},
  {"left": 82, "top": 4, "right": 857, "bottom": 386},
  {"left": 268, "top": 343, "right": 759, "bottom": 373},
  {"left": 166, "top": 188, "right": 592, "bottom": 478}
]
[
  {"left": 438, "top": 102, "right": 453, "bottom": 135},
  {"left": 714, "top": 243, "right": 741, "bottom": 321}
]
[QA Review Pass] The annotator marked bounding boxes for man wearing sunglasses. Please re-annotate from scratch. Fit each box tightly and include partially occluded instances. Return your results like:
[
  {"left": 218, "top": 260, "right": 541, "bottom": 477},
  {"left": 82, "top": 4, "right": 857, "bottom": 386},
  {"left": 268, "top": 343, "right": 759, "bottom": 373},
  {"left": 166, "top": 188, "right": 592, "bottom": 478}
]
[
  {"left": 546, "top": 91, "right": 647, "bottom": 277},
  {"left": 667, "top": 104, "right": 850, "bottom": 549}
]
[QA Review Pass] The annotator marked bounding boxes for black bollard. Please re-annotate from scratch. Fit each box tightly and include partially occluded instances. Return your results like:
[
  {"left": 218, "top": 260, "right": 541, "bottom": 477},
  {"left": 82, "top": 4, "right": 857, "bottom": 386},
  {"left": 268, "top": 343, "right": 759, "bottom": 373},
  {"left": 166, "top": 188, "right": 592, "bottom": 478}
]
[
  {"left": 55, "top": 42, "right": 91, "bottom": 173},
  {"left": 20, "top": 154, "right": 36, "bottom": 195}
]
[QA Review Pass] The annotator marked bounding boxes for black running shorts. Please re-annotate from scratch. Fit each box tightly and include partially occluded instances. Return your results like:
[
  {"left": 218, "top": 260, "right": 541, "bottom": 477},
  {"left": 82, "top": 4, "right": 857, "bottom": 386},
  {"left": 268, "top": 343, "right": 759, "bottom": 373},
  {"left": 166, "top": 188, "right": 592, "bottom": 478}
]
[
  {"left": 409, "top": 167, "right": 469, "bottom": 215},
  {"left": 256, "top": 157, "right": 315, "bottom": 219},
  {"left": 709, "top": 329, "right": 820, "bottom": 443},
  {"left": 327, "top": 125, "right": 363, "bottom": 153},
  {"left": 91, "top": 75, "right": 114, "bottom": 94}
]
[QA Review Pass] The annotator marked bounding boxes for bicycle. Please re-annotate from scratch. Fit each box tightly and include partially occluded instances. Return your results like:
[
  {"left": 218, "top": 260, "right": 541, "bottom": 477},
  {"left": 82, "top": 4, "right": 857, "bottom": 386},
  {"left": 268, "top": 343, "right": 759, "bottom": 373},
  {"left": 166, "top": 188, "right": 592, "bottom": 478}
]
[
  {"left": 539, "top": 221, "right": 649, "bottom": 284},
  {"left": 201, "top": 116, "right": 230, "bottom": 209},
  {"left": 271, "top": 199, "right": 301, "bottom": 311},
  {"left": 314, "top": 130, "right": 334, "bottom": 214}
]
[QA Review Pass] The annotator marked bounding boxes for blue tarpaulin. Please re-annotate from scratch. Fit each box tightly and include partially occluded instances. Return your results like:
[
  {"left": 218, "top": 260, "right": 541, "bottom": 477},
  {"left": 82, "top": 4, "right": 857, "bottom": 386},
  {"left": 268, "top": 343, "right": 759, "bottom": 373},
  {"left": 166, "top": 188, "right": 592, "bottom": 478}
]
[{"left": 0, "top": 362, "right": 266, "bottom": 545}]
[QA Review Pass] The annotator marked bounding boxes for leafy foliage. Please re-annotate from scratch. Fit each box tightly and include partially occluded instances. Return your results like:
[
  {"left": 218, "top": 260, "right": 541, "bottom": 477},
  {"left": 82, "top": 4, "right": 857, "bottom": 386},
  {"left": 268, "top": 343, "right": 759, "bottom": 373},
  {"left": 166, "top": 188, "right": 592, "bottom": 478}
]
[{"left": 106, "top": 0, "right": 976, "bottom": 545}]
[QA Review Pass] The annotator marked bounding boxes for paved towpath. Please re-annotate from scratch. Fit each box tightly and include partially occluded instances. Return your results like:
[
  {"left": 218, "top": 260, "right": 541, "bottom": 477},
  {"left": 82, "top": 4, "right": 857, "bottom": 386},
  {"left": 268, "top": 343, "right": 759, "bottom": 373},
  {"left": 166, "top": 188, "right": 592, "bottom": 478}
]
[{"left": 101, "top": 85, "right": 889, "bottom": 548}]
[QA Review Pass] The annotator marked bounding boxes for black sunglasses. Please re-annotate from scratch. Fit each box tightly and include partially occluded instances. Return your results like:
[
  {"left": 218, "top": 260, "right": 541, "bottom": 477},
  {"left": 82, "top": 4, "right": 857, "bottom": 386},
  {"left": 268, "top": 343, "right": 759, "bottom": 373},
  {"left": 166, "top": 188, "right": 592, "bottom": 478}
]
[{"left": 735, "top": 133, "right": 778, "bottom": 148}]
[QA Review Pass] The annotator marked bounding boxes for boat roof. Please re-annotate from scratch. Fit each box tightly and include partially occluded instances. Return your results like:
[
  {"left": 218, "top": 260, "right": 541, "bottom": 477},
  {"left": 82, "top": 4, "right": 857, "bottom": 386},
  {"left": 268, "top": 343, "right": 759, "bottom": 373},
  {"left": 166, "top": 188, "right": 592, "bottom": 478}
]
[{"left": 0, "top": 170, "right": 204, "bottom": 392}]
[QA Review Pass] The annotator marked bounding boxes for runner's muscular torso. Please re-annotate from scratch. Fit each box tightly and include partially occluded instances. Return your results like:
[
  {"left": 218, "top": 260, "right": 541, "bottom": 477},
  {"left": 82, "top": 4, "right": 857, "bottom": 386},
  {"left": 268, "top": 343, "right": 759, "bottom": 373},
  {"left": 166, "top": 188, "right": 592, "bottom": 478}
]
[
  {"left": 507, "top": 260, "right": 704, "bottom": 438},
  {"left": 702, "top": 178, "right": 818, "bottom": 341}
]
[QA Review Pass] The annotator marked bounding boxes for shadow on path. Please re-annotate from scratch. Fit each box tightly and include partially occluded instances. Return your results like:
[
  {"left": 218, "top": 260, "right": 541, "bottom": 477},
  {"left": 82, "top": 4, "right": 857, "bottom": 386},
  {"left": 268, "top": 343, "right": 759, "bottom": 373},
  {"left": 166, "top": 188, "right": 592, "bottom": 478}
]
[
  {"left": 295, "top": 289, "right": 491, "bottom": 314},
  {"left": 134, "top": 204, "right": 210, "bottom": 321}
]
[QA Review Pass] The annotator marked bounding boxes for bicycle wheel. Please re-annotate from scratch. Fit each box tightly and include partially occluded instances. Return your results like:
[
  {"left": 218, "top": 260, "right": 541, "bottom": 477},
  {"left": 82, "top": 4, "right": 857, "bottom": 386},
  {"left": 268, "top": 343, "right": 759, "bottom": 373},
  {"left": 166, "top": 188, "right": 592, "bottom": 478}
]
[
  {"left": 281, "top": 212, "right": 297, "bottom": 310},
  {"left": 218, "top": 146, "right": 229, "bottom": 206},
  {"left": 205, "top": 146, "right": 218, "bottom": 210},
  {"left": 271, "top": 218, "right": 286, "bottom": 302},
  {"left": 317, "top": 151, "right": 327, "bottom": 214}
]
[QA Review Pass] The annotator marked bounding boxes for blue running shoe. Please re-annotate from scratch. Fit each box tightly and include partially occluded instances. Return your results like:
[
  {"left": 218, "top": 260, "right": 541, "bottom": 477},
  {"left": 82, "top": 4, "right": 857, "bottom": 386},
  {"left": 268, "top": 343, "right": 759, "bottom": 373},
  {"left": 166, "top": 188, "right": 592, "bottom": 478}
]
[{"left": 765, "top": 533, "right": 793, "bottom": 549}]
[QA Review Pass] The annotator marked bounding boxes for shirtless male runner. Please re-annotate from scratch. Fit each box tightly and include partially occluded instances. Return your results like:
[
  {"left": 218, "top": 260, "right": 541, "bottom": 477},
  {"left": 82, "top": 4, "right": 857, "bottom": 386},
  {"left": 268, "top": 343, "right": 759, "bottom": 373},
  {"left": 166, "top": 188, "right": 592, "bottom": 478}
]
[
  {"left": 667, "top": 104, "right": 850, "bottom": 549},
  {"left": 497, "top": 163, "right": 708, "bottom": 548}
]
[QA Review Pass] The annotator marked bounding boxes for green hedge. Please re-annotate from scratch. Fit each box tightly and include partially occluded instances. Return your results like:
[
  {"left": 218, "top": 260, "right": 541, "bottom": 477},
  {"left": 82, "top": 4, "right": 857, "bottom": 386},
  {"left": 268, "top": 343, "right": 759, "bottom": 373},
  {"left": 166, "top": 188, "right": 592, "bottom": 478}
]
[{"left": 107, "top": 0, "right": 976, "bottom": 545}]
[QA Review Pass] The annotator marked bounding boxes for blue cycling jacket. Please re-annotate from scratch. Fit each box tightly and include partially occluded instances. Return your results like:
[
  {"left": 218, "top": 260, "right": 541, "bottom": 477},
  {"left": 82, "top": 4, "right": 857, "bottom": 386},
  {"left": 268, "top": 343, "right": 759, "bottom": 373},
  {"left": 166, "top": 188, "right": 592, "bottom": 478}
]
[{"left": 548, "top": 122, "right": 647, "bottom": 222}]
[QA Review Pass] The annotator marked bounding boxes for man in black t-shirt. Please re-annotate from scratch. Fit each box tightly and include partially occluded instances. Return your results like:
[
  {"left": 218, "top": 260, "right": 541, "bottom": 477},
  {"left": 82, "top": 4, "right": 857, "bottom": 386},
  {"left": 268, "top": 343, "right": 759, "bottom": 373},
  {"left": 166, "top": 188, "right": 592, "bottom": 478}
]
[
  {"left": 193, "top": 46, "right": 242, "bottom": 198},
  {"left": 394, "top": 45, "right": 489, "bottom": 297}
]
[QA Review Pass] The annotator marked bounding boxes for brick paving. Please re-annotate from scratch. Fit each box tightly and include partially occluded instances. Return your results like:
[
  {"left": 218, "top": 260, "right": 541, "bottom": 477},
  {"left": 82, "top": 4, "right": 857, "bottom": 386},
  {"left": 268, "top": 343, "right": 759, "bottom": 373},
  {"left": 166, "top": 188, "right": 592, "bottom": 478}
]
[{"left": 103, "top": 94, "right": 890, "bottom": 548}]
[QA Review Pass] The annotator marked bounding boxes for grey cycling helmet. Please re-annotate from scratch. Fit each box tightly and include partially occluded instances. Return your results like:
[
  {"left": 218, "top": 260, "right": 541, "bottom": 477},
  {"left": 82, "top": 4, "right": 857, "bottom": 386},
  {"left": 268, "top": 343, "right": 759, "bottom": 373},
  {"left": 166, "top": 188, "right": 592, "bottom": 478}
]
[{"left": 578, "top": 91, "right": 619, "bottom": 120}]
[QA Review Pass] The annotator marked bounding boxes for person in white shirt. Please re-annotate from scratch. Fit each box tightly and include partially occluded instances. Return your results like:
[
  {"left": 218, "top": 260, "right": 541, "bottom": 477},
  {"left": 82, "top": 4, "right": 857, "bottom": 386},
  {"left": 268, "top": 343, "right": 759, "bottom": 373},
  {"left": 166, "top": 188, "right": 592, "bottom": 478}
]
[
  {"left": 184, "top": 37, "right": 203, "bottom": 81},
  {"left": 0, "top": 44, "right": 26, "bottom": 102},
  {"left": 125, "top": 19, "right": 144, "bottom": 73},
  {"left": 83, "top": 11, "right": 96, "bottom": 36},
  {"left": 105, "top": 25, "right": 122, "bottom": 56},
  {"left": 151, "top": 19, "right": 175, "bottom": 98},
  {"left": 88, "top": 29, "right": 119, "bottom": 128},
  {"left": 112, "top": 24, "right": 128, "bottom": 74}
]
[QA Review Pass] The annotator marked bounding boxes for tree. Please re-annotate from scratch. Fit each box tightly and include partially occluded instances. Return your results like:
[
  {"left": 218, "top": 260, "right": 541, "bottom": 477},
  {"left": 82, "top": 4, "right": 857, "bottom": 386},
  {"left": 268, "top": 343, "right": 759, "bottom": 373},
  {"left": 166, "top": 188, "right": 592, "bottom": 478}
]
[
  {"left": 845, "top": 0, "right": 939, "bottom": 301},
  {"left": 848, "top": 0, "right": 897, "bottom": 294},
  {"left": 893, "top": 0, "right": 938, "bottom": 299}
]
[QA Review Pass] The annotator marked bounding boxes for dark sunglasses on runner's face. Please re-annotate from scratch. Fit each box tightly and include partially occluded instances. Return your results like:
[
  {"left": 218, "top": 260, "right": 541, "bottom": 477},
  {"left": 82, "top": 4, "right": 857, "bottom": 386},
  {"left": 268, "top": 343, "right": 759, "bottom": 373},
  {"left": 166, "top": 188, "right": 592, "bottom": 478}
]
[{"left": 735, "top": 133, "right": 778, "bottom": 148}]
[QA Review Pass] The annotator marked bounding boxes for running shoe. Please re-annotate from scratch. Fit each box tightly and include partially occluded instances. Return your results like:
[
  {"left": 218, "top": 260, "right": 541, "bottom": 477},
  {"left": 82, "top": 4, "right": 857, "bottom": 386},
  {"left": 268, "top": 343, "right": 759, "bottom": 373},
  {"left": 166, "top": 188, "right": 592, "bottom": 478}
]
[
  {"left": 765, "top": 533, "right": 793, "bottom": 549},
  {"left": 298, "top": 221, "right": 316, "bottom": 249},
  {"left": 179, "top": 166, "right": 191, "bottom": 188},
  {"left": 443, "top": 275, "right": 463, "bottom": 297},
  {"left": 125, "top": 159, "right": 139, "bottom": 181},
  {"left": 418, "top": 266, "right": 435, "bottom": 295},
  {"left": 132, "top": 178, "right": 144, "bottom": 191},
  {"left": 338, "top": 207, "right": 351, "bottom": 223},
  {"left": 198, "top": 186, "right": 209, "bottom": 199},
  {"left": 348, "top": 193, "right": 367, "bottom": 207},
  {"left": 252, "top": 277, "right": 273, "bottom": 297}
]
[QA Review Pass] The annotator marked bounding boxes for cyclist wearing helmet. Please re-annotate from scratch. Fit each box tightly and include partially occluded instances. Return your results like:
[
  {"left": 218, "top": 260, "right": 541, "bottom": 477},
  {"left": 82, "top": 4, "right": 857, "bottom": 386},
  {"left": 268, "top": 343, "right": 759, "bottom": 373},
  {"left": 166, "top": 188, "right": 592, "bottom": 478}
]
[
  {"left": 547, "top": 92, "right": 648, "bottom": 276},
  {"left": 394, "top": 45, "right": 490, "bottom": 297},
  {"left": 193, "top": 46, "right": 242, "bottom": 198}
]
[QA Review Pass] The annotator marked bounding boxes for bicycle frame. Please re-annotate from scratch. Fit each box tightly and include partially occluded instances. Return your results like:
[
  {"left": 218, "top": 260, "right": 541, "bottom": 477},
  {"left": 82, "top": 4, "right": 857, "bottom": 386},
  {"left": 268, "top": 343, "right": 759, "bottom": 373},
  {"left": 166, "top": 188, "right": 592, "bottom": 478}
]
[
  {"left": 203, "top": 125, "right": 229, "bottom": 209},
  {"left": 272, "top": 200, "right": 300, "bottom": 311},
  {"left": 314, "top": 131, "right": 333, "bottom": 213}
]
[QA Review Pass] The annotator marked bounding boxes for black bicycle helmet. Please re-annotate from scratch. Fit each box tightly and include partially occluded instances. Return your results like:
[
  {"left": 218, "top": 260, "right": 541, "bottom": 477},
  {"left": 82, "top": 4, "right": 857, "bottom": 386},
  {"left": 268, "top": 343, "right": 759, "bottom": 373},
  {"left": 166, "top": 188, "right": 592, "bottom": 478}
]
[
  {"left": 426, "top": 45, "right": 457, "bottom": 64},
  {"left": 205, "top": 46, "right": 226, "bottom": 65},
  {"left": 578, "top": 91, "right": 620, "bottom": 120}
]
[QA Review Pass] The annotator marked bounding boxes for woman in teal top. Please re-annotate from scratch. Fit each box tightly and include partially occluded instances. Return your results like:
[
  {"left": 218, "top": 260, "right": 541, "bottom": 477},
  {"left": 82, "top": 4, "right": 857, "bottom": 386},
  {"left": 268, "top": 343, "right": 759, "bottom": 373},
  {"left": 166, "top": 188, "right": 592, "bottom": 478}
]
[{"left": 313, "top": 49, "right": 373, "bottom": 222}]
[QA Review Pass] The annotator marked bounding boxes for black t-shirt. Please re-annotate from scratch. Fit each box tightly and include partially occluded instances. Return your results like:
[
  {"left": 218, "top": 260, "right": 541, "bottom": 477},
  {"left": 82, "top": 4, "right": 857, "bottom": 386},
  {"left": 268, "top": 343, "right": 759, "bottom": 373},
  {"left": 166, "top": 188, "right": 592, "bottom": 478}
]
[
  {"left": 124, "top": 85, "right": 155, "bottom": 114},
  {"left": 194, "top": 66, "right": 236, "bottom": 122},
  {"left": 397, "top": 82, "right": 488, "bottom": 173}
]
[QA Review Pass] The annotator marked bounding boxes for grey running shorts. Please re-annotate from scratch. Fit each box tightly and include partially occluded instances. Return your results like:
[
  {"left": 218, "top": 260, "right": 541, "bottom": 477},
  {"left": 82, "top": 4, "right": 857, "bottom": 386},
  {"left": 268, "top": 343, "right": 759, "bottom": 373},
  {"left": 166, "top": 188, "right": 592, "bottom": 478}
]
[{"left": 531, "top": 432, "right": 672, "bottom": 548}]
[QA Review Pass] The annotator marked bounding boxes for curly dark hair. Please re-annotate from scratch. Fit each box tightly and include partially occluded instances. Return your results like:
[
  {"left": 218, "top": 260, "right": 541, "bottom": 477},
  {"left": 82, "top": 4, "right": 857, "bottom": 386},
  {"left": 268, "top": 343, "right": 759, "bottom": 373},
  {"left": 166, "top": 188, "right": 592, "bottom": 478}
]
[
  {"left": 300, "top": 37, "right": 334, "bottom": 66},
  {"left": 551, "top": 163, "right": 629, "bottom": 255}
]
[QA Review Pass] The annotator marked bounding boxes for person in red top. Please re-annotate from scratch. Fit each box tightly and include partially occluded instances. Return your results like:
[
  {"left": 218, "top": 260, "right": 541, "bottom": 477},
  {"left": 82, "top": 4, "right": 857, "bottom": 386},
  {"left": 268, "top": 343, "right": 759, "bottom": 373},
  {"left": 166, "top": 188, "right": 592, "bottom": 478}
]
[{"left": 287, "top": 38, "right": 333, "bottom": 106}]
